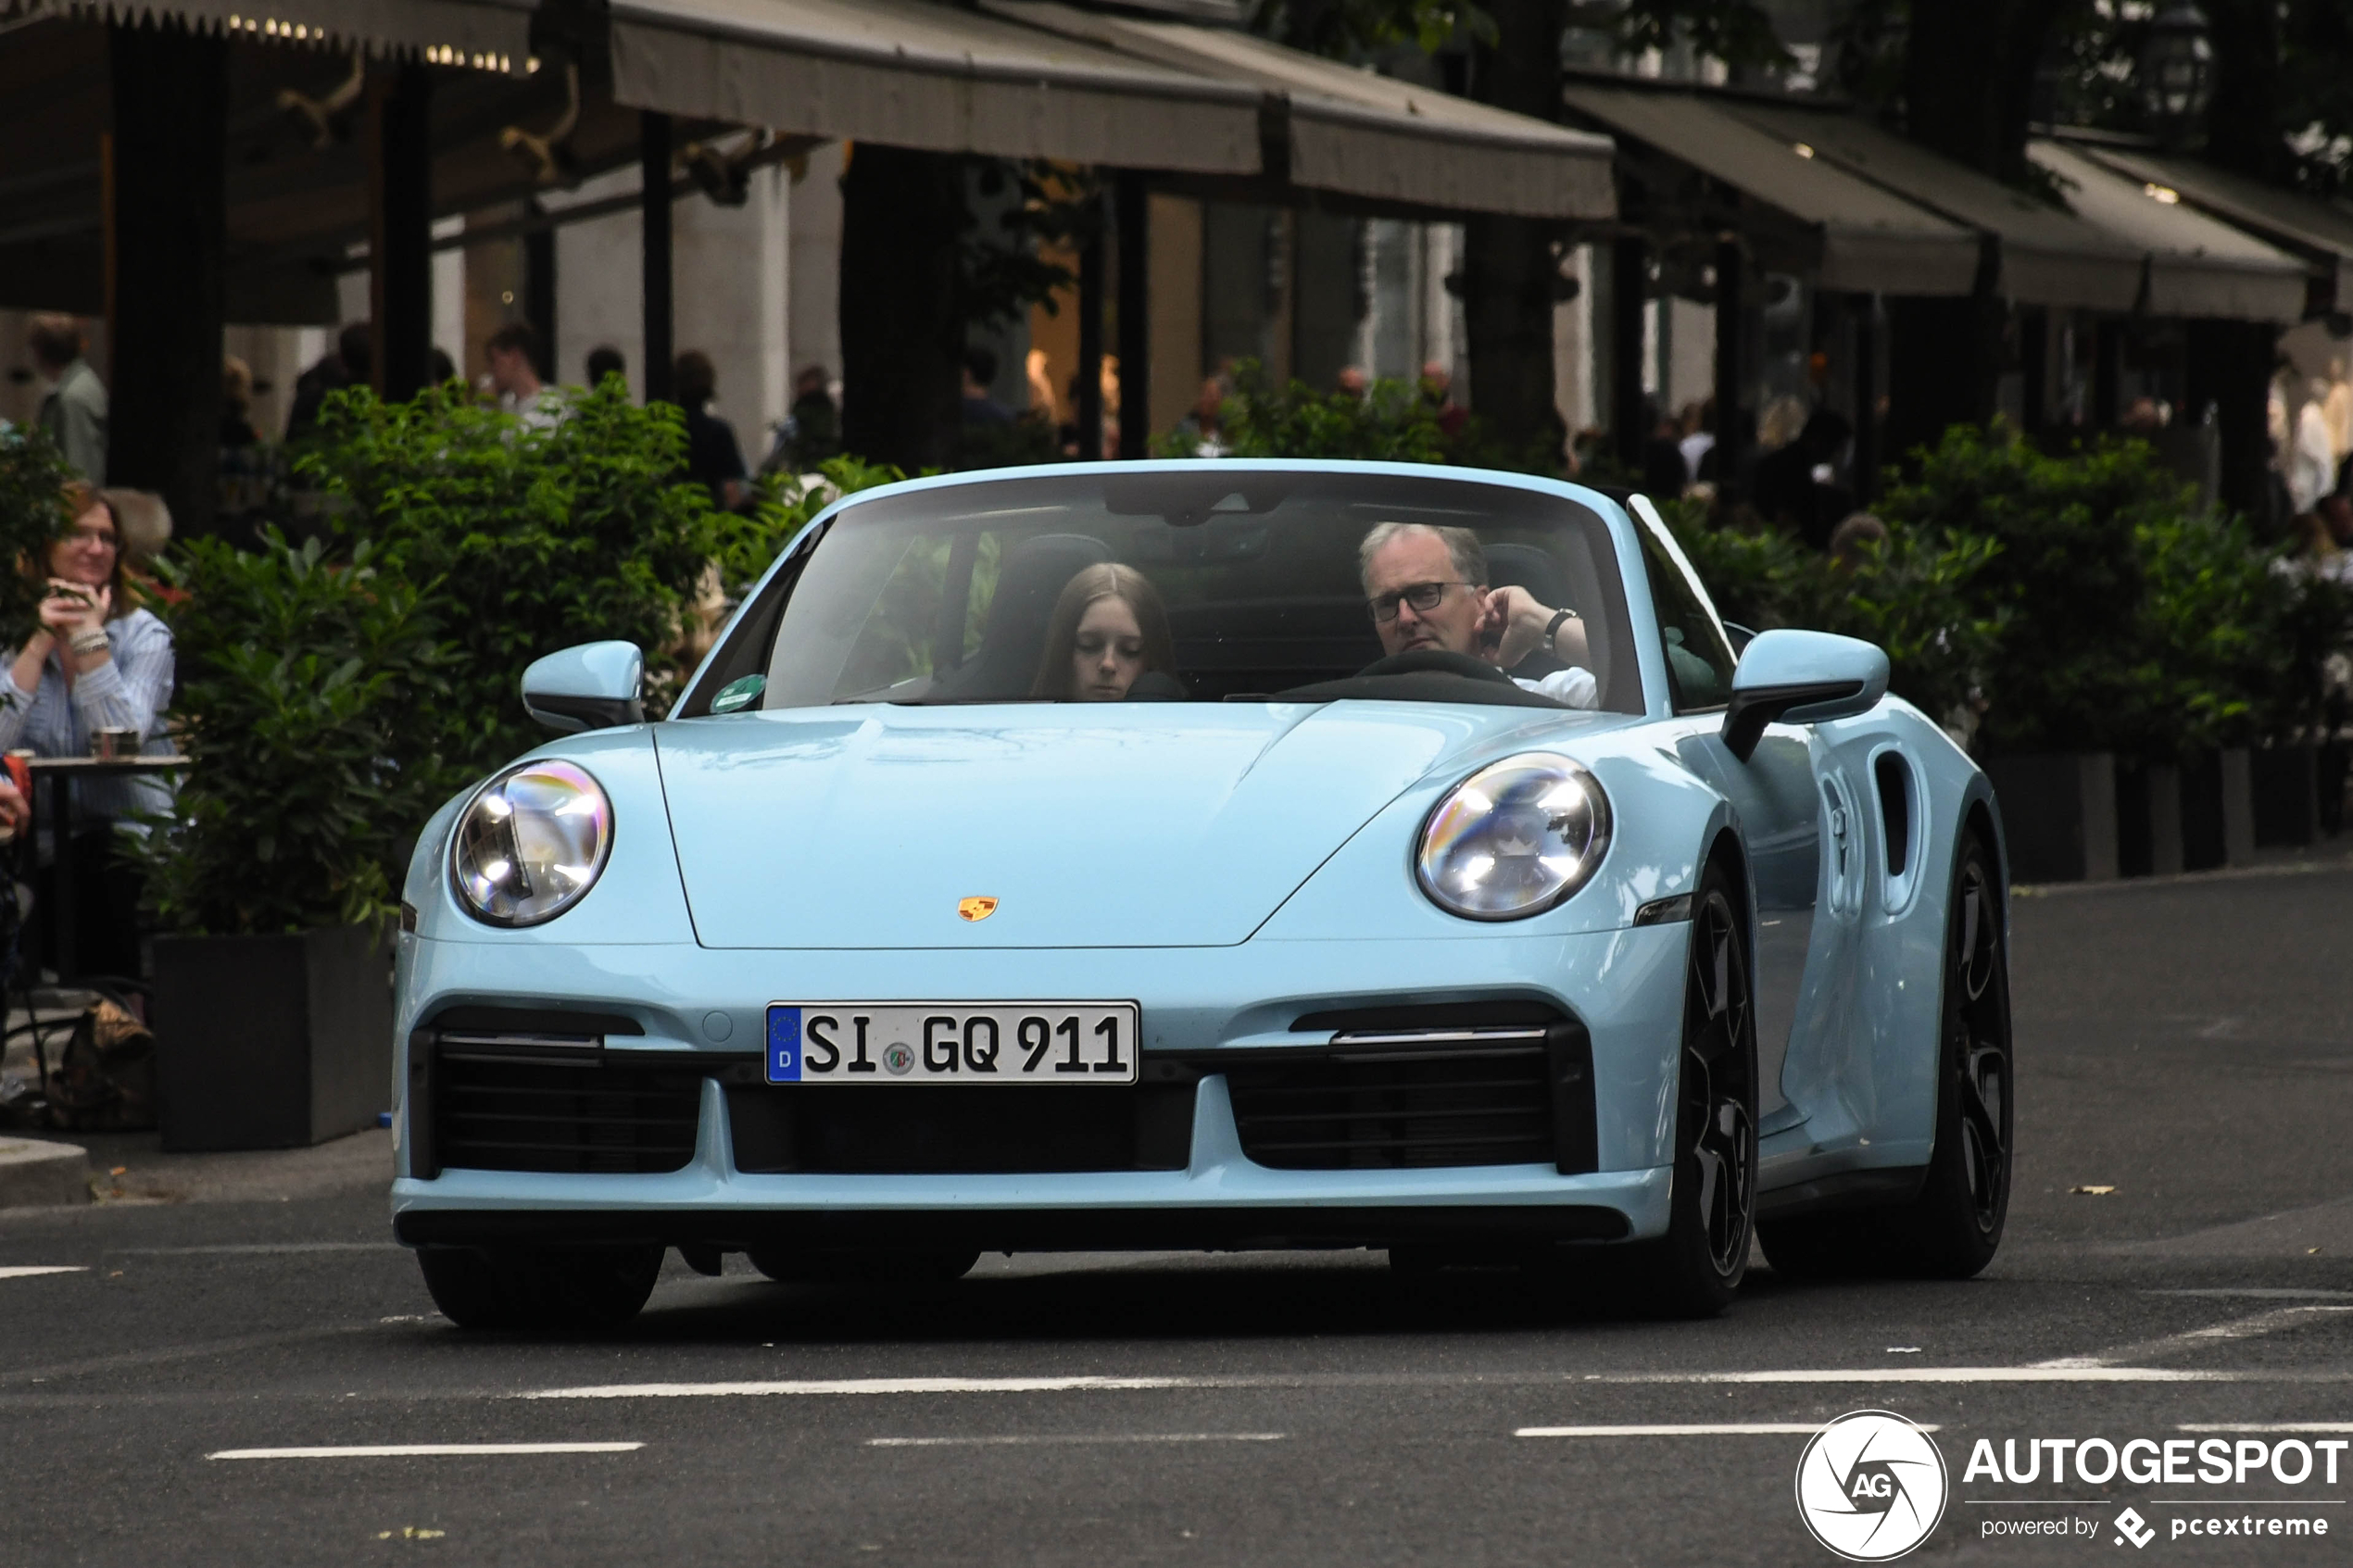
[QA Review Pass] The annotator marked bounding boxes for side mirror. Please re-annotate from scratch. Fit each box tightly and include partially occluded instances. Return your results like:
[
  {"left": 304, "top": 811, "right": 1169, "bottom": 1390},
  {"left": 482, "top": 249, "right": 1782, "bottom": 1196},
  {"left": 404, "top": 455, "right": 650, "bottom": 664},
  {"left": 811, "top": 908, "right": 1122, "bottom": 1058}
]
[
  {"left": 1720, "top": 629, "right": 1888, "bottom": 762},
  {"left": 522, "top": 641, "right": 646, "bottom": 734}
]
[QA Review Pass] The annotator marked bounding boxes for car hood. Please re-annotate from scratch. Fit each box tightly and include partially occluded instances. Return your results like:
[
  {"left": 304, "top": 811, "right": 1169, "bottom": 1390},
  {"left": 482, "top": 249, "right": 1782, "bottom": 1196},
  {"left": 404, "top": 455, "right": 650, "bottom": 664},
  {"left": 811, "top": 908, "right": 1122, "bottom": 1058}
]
[{"left": 653, "top": 702, "right": 1624, "bottom": 948}]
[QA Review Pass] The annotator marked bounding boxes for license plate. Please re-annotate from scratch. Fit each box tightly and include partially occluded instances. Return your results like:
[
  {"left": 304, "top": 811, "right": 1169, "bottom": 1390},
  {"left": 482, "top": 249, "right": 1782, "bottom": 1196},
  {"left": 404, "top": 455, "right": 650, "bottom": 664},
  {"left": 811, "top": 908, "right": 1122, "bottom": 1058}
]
[{"left": 764, "top": 1003, "right": 1140, "bottom": 1085}]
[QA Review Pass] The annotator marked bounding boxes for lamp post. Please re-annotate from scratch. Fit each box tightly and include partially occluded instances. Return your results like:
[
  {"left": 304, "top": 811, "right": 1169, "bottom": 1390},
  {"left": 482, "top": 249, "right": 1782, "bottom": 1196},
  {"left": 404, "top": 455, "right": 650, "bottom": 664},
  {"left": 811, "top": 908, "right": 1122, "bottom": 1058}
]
[{"left": 2138, "top": 1, "right": 2214, "bottom": 146}]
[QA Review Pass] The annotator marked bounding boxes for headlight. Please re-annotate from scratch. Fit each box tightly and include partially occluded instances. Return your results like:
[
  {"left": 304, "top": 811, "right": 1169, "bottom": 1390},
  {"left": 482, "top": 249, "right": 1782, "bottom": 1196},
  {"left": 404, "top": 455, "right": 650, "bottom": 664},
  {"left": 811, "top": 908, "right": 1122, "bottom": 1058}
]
[
  {"left": 1415, "top": 752, "right": 1611, "bottom": 921},
  {"left": 448, "top": 759, "right": 614, "bottom": 927}
]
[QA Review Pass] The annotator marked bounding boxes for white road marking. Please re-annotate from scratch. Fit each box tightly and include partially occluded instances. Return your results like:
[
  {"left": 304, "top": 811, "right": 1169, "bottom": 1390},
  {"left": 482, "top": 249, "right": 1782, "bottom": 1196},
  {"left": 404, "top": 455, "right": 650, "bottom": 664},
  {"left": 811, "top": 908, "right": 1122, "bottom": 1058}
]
[
  {"left": 2180, "top": 1423, "right": 2353, "bottom": 1433},
  {"left": 118, "top": 1243, "right": 401, "bottom": 1257},
  {"left": 866, "top": 1434, "right": 1285, "bottom": 1448},
  {"left": 208, "top": 1443, "right": 642, "bottom": 1461},
  {"left": 1517, "top": 1423, "right": 1941, "bottom": 1437},
  {"left": 2149, "top": 1289, "right": 2353, "bottom": 1301},
  {"left": 517, "top": 1367, "right": 2234, "bottom": 1401},
  {"left": 521, "top": 1376, "right": 1193, "bottom": 1400},
  {"left": 2033, "top": 1305, "right": 2353, "bottom": 1368},
  {"left": 0, "top": 1266, "right": 87, "bottom": 1280}
]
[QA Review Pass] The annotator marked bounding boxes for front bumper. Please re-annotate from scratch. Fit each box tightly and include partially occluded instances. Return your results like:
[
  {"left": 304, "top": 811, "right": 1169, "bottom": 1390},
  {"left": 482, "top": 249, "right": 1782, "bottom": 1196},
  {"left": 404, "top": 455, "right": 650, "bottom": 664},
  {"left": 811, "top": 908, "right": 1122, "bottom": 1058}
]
[{"left": 390, "top": 924, "right": 1689, "bottom": 1248}]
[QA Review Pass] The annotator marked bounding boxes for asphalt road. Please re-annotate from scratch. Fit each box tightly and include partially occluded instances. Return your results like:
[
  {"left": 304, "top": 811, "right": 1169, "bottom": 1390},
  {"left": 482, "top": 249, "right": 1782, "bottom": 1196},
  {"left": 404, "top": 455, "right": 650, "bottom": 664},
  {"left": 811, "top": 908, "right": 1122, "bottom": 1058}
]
[{"left": 5, "top": 861, "right": 2353, "bottom": 1567}]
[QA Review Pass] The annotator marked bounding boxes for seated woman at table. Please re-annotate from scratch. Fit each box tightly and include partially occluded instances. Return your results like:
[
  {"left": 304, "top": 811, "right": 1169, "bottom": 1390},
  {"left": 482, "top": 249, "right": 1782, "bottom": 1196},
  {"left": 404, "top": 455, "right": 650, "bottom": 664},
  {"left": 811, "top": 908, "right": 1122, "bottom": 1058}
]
[{"left": 0, "top": 481, "right": 174, "bottom": 981}]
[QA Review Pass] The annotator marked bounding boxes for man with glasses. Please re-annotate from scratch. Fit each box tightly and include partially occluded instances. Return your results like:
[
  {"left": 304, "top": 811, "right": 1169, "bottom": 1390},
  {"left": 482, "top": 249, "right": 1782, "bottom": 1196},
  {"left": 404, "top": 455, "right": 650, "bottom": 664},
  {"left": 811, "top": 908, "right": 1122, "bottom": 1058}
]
[{"left": 1359, "top": 521, "right": 1597, "bottom": 708}]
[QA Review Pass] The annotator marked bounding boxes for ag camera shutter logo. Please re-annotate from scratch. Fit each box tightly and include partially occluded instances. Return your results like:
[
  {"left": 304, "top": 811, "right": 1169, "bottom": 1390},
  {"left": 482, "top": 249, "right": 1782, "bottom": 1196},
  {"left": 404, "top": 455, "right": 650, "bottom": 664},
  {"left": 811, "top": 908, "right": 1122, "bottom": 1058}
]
[{"left": 1795, "top": 1410, "right": 1949, "bottom": 1561}]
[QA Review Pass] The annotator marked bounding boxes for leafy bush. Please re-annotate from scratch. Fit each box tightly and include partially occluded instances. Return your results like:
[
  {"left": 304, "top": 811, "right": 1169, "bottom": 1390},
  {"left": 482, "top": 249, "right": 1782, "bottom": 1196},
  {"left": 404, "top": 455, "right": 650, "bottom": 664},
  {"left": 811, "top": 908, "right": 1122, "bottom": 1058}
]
[
  {"left": 1156, "top": 359, "right": 1451, "bottom": 463},
  {"left": 132, "top": 531, "right": 451, "bottom": 935},
  {"left": 719, "top": 455, "right": 911, "bottom": 595},
  {"left": 0, "top": 425, "right": 83, "bottom": 645},
  {"left": 299, "top": 379, "right": 724, "bottom": 775},
  {"left": 1662, "top": 497, "right": 2003, "bottom": 727}
]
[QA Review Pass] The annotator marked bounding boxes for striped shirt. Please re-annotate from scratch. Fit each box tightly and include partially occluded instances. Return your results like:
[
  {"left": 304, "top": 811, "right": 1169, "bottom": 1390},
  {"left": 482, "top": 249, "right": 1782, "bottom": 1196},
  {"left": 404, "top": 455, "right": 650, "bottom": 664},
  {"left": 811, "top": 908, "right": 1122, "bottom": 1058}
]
[{"left": 0, "top": 607, "right": 176, "bottom": 827}]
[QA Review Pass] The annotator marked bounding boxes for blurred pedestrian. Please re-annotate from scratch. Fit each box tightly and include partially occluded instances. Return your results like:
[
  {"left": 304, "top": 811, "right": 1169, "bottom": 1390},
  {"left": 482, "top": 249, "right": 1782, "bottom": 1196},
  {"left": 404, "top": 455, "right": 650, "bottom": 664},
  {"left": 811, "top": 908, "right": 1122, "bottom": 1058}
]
[
  {"left": 429, "top": 346, "right": 457, "bottom": 387},
  {"left": 1336, "top": 366, "right": 1368, "bottom": 399},
  {"left": 1828, "top": 511, "right": 1889, "bottom": 573},
  {"left": 1177, "top": 377, "right": 1227, "bottom": 456},
  {"left": 484, "top": 323, "right": 562, "bottom": 427},
  {"left": 674, "top": 350, "right": 746, "bottom": 510},
  {"left": 785, "top": 363, "right": 838, "bottom": 468},
  {"left": 285, "top": 321, "right": 371, "bottom": 442},
  {"left": 1678, "top": 399, "right": 1715, "bottom": 485},
  {"left": 220, "top": 357, "right": 260, "bottom": 449},
  {"left": 0, "top": 481, "right": 174, "bottom": 981},
  {"left": 1752, "top": 408, "right": 1854, "bottom": 550},
  {"left": 2290, "top": 380, "right": 2336, "bottom": 520},
  {"left": 29, "top": 315, "right": 107, "bottom": 482},
  {"left": 585, "top": 345, "right": 625, "bottom": 390},
  {"left": 961, "top": 348, "right": 1013, "bottom": 425},
  {"left": 1642, "top": 402, "right": 1687, "bottom": 497}
]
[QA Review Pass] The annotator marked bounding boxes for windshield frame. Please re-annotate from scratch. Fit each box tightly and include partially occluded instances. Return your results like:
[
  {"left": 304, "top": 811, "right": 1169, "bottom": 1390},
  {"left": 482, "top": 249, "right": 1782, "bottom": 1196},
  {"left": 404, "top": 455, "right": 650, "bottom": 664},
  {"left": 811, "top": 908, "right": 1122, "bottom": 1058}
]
[{"left": 674, "top": 460, "right": 1655, "bottom": 720}]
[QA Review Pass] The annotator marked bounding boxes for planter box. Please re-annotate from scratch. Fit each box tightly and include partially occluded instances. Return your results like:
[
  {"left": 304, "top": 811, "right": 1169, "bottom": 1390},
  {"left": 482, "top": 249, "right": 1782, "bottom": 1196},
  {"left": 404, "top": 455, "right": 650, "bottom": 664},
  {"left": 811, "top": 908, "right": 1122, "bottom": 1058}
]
[
  {"left": 2251, "top": 744, "right": 2319, "bottom": 847},
  {"left": 152, "top": 923, "right": 392, "bottom": 1152},
  {"left": 2179, "top": 750, "right": 2256, "bottom": 872},
  {"left": 2117, "top": 761, "right": 2183, "bottom": 878},
  {"left": 1983, "top": 752, "right": 2118, "bottom": 884}
]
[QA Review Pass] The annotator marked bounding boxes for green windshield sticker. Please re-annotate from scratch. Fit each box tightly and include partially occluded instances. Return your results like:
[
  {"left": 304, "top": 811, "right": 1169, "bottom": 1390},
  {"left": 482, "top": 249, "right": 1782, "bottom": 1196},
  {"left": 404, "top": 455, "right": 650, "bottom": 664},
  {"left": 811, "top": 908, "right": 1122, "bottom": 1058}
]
[{"left": 711, "top": 674, "right": 766, "bottom": 714}]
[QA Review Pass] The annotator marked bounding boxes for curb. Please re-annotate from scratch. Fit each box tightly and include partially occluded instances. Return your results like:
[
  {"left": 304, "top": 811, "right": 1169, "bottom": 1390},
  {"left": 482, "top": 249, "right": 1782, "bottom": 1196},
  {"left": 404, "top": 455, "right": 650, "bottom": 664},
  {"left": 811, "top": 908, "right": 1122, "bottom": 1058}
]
[{"left": 0, "top": 1137, "right": 92, "bottom": 1209}]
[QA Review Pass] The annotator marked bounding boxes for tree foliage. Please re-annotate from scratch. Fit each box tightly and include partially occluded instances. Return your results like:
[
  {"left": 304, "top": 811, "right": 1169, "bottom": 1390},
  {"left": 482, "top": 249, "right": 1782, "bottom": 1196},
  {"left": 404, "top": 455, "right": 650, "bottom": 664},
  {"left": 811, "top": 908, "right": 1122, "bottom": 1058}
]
[
  {"left": 0, "top": 424, "right": 84, "bottom": 647},
  {"left": 298, "top": 378, "right": 724, "bottom": 774},
  {"left": 133, "top": 532, "right": 452, "bottom": 935}
]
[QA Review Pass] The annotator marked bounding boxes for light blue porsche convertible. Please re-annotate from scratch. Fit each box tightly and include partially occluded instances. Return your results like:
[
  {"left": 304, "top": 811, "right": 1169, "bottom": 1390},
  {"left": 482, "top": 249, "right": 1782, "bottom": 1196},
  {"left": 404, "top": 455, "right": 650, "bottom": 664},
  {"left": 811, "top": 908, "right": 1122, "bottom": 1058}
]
[{"left": 391, "top": 460, "right": 2012, "bottom": 1326}]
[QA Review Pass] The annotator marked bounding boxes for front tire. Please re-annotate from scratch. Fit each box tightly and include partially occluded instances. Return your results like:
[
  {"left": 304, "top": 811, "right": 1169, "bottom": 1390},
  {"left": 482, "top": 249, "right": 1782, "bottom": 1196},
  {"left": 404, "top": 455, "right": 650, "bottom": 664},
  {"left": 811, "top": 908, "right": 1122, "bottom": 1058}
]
[
  {"left": 1624, "top": 864, "right": 1758, "bottom": 1317},
  {"left": 416, "top": 1245, "right": 663, "bottom": 1331}
]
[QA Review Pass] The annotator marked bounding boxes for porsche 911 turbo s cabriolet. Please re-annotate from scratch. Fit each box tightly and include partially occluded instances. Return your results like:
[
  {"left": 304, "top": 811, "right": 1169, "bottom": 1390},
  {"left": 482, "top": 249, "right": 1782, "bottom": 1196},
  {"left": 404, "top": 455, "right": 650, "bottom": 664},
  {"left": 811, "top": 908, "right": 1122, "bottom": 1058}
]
[{"left": 391, "top": 460, "right": 2013, "bottom": 1326}]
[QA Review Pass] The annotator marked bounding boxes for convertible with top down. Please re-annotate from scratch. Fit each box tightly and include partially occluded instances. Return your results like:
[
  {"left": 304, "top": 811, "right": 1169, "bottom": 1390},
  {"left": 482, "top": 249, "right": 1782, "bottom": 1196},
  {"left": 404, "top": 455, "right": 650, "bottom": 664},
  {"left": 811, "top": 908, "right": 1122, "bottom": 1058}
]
[{"left": 390, "top": 460, "right": 2014, "bottom": 1325}]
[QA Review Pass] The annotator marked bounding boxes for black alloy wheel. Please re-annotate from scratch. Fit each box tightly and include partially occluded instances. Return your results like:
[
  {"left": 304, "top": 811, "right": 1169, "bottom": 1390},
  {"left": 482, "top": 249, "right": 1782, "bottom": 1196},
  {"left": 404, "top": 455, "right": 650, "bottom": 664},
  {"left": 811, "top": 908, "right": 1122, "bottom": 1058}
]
[
  {"left": 416, "top": 1244, "right": 664, "bottom": 1331},
  {"left": 1755, "top": 831, "right": 2013, "bottom": 1280},
  {"left": 1624, "top": 862, "right": 1758, "bottom": 1317},
  {"left": 1898, "top": 834, "right": 2013, "bottom": 1275}
]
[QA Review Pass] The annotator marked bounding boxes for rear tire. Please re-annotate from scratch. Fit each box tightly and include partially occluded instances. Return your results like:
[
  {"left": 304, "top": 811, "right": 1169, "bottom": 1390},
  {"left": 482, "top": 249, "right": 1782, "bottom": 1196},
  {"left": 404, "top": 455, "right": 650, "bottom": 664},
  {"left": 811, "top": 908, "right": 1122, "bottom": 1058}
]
[
  {"left": 1756, "top": 831, "right": 2012, "bottom": 1280},
  {"left": 416, "top": 1245, "right": 663, "bottom": 1331},
  {"left": 1619, "top": 863, "right": 1757, "bottom": 1318}
]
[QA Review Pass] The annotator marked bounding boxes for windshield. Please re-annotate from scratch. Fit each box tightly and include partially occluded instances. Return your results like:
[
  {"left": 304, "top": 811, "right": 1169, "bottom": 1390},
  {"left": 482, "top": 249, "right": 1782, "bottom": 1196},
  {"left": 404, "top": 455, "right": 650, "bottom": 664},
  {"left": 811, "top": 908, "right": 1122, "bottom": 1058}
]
[{"left": 680, "top": 470, "right": 1642, "bottom": 715}]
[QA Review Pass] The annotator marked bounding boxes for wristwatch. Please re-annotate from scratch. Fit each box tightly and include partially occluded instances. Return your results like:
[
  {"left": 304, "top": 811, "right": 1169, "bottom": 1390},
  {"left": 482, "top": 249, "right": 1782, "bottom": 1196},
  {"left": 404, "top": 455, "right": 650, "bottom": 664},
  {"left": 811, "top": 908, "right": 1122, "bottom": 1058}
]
[{"left": 1543, "top": 608, "right": 1577, "bottom": 649}]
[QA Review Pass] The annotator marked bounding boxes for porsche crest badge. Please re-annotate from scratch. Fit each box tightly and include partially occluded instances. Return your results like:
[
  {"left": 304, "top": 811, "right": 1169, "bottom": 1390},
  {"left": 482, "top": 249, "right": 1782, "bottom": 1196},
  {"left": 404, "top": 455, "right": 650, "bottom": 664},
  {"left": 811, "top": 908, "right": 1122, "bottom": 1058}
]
[{"left": 957, "top": 897, "right": 999, "bottom": 922}]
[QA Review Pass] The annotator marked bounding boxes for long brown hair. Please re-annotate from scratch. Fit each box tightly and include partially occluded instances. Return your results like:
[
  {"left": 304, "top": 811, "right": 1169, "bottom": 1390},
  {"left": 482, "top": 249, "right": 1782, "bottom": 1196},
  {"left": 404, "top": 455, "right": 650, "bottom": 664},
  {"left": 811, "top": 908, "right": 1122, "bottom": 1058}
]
[
  {"left": 45, "top": 480, "right": 130, "bottom": 613},
  {"left": 1031, "top": 563, "right": 1176, "bottom": 698}
]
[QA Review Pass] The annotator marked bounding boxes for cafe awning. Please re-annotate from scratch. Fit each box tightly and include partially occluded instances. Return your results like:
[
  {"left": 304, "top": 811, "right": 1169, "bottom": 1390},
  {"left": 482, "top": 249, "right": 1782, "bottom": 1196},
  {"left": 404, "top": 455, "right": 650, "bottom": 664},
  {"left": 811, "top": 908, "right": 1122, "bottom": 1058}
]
[
  {"left": 985, "top": 0, "right": 1616, "bottom": 219},
  {"left": 2064, "top": 139, "right": 2353, "bottom": 313},
  {"left": 606, "top": 0, "right": 1265, "bottom": 174},
  {"left": 2028, "top": 141, "right": 2308, "bottom": 322},
  {"left": 17, "top": 0, "right": 533, "bottom": 70},
  {"left": 1559, "top": 82, "right": 1979, "bottom": 294},
  {"left": 608, "top": 0, "right": 1614, "bottom": 220},
  {"left": 1721, "top": 102, "right": 2143, "bottom": 311}
]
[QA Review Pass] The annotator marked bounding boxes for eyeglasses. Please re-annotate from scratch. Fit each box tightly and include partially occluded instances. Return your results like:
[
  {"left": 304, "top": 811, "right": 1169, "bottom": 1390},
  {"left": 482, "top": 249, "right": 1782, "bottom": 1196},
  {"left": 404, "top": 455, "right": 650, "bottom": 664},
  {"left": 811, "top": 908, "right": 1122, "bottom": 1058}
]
[
  {"left": 1368, "top": 580, "right": 1469, "bottom": 622},
  {"left": 68, "top": 525, "right": 118, "bottom": 550}
]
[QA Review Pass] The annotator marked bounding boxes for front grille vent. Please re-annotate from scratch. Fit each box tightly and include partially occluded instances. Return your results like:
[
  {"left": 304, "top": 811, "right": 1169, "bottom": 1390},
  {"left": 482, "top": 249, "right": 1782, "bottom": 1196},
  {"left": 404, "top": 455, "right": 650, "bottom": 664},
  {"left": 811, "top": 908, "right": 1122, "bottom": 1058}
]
[
  {"left": 435, "top": 1053, "right": 702, "bottom": 1174},
  {"left": 1227, "top": 1032, "right": 1557, "bottom": 1171}
]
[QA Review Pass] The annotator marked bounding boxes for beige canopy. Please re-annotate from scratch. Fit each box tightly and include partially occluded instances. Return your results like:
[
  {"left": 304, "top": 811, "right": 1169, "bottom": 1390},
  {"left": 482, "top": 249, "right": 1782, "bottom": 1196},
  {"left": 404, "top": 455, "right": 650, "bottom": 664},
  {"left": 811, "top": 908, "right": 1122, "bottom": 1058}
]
[
  {"left": 2070, "top": 140, "right": 2353, "bottom": 311},
  {"left": 1560, "top": 82, "right": 1981, "bottom": 295},
  {"left": 988, "top": 0, "right": 1616, "bottom": 219},
  {"left": 607, "top": 0, "right": 1265, "bottom": 173},
  {"left": 2028, "top": 141, "right": 2308, "bottom": 322},
  {"left": 19, "top": 0, "right": 532, "bottom": 69},
  {"left": 608, "top": 0, "right": 1617, "bottom": 219},
  {"left": 1723, "top": 102, "right": 2143, "bottom": 311}
]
